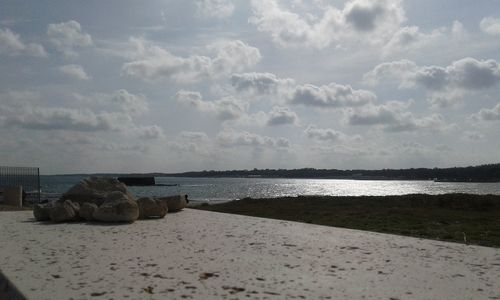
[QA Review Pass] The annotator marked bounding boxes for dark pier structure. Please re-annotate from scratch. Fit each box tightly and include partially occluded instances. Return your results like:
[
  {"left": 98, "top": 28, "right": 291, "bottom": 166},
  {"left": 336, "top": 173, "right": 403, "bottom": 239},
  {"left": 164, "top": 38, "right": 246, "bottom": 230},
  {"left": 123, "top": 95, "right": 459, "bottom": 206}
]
[{"left": 117, "top": 176, "right": 155, "bottom": 186}]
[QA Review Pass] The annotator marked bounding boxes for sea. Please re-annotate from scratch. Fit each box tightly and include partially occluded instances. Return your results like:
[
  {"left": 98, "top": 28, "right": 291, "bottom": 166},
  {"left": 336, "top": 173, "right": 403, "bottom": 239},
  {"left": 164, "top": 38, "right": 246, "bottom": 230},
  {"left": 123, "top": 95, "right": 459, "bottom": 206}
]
[{"left": 40, "top": 176, "right": 500, "bottom": 203}]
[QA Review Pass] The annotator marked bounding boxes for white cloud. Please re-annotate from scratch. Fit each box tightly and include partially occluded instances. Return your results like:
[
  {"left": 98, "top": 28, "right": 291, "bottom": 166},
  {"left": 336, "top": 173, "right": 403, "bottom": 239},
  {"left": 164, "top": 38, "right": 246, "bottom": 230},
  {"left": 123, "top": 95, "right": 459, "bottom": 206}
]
[
  {"left": 381, "top": 21, "right": 467, "bottom": 58},
  {"left": 96, "top": 143, "right": 148, "bottom": 154},
  {"left": 74, "top": 89, "right": 149, "bottom": 116},
  {"left": 366, "top": 57, "right": 500, "bottom": 107},
  {"left": 480, "top": 17, "right": 500, "bottom": 36},
  {"left": 217, "top": 129, "right": 290, "bottom": 149},
  {"left": 346, "top": 101, "right": 453, "bottom": 132},
  {"left": 417, "top": 58, "right": 500, "bottom": 90},
  {"left": 266, "top": 106, "right": 299, "bottom": 126},
  {"left": 207, "top": 40, "right": 261, "bottom": 76},
  {"left": 176, "top": 90, "right": 248, "bottom": 121},
  {"left": 0, "top": 104, "right": 132, "bottom": 132},
  {"left": 110, "top": 89, "right": 149, "bottom": 116},
  {"left": 347, "top": 101, "right": 410, "bottom": 126},
  {"left": 231, "top": 72, "right": 375, "bottom": 108},
  {"left": 135, "top": 125, "right": 165, "bottom": 140},
  {"left": 289, "top": 83, "right": 376, "bottom": 108},
  {"left": 451, "top": 20, "right": 467, "bottom": 39},
  {"left": 363, "top": 59, "right": 418, "bottom": 87},
  {"left": 471, "top": 103, "right": 500, "bottom": 121},
  {"left": 463, "top": 131, "right": 484, "bottom": 141},
  {"left": 382, "top": 26, "right": 446, "bottom": 57},
  {"left": 179, "top": 131, "right": 210, "bottom": 142},
  {"left": 304, "top": 125, "right": 358, "bottom": 143},
  {"left": 231, "top": 72, "right": 295, "bottom": 95},
  {"left": 58, "top": 64, "right": 90, "bottom": 80},
  {"left": 122, "top": 38, "right": 261, "bottom": 83},
  {"left": 367, "top": 57, "right": 500, "bottom": 91},
  {"left": 169, "top": 131, "right": 214, "bottom": 158},
  {"left": 0, "top": 89, "right": 152, "bottom": 136},
  {"left": 427, "top": 90, "right": 464, "bottom": 109},
  {"left": 0, "top": 90, "right": 41, "bottom": 105},
  {"left": 391, "top": 141, "right": 429, "bottom": 156},
  {"left": 449, "top": 57, "right": 500, "bottom": 89},
  {"left": 343, "top": 0, "right": 405, "bottom": 34},
  {"left": 249, "top": 0, "right": 405, "bottom": 49},
  {"left": 0, "top": 27, "right": 46, "bottom": 57},
  {"left": 47, "top": 20, "right": 93, "bottom": 57},
  {"left": 196, "top": 0, "right": 235, "bottom": 19}
]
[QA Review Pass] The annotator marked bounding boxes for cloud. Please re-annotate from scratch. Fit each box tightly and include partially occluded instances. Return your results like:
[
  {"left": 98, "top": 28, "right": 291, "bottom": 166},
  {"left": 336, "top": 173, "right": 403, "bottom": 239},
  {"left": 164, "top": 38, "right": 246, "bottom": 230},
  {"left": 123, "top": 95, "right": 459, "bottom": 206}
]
[
  {"left": 96, "top": 143, "right": 148, "bottom": 154},
  {"left": 471, "top": 103, "right": 500, "bottom": 122},
  {"left": 122, "top": 38, "right": 261, "bottom": 83},
  {"left": 382, "top": 26, "right": 446, "bottom": 57},
  {"left": 58, "top": 64, "right": 90, "bottom": 80},
  {"left": 480, "top": 17, "right": 500, "bottom": 36},
  {"left": 304, "top": 125, "right": 359, "bottom": 143},
  {"left": 0, "top": 89, "right": 152, "bottom": 135},
  {"left": 135, "top": 125, "right": 165, "bottom": 140},
  {"left": 179, "top": 131, "right": 210, "bottom": 142},
  {"left": 347, "top": 101, "right": 409, "bottom": 126},
  {"left": 249, "top": 0, "right": 405, "bottom": 48},
  {"left": 231, "top": 72, "right": 375, "bottom": 108},
  {"left": 168, "top": 131, "right": 215, "bottom": 158},
  {"left": 363, "top": 59, "right": 418, "bottom": 87},
  {"left": 418, "top": 58, "right": 500, "bottom": 90},
  {"left": 74, "top": 89, "right": 149, "bottom": 116},
  {"left": 289, "top": 83, "right": 376, "bottom": 108},
  {"left": 217, "top": 129, "right": 290, "bottom": 148},
  {"left": 0, "top": 104, "right": 132, "bottom": 132},
  {"left": 176, "top": 90, "right": 248, "bottom": 121},
  {"left": 196, "top": 0, "right": 235, "bottom": 19},
  {"left": 207, "top": 40, "right": 261, "bottom": 76},
  {"left": 366, "top": 57, "right": 500, "bottom": 107},
  {"left": 346, "top": 101, "right": 453, "bottom": 132},
  {"left": 391, "top": 141, "right": 429, "bottom": 155},
  {"left": 381, "top": 21, "right": 467, "bottom": 58},
  {"left": 109, "top": 89, "right": 149, "bottom": 116},
  {"left": 427, "top": 90, "right": 464, "bottom": 109},
  {"left": 231, "top": 72, "right": 295, "bottom": 95},
  {"left": 451, "top": 20, "right": 467, "bottom": 39},
  {"left": 0, "top": 27, "right": 46, "bottom": 57},
  {"left": 449, "top": 57, "right": 500, "bottom": 89},
  {"left": 47, "top": 20, "right": 93, "bottom": 57},
  {"left": 343, "top": 0, "right": 404, "bottom": 33},
  {"left": 367, "top": 57, "right": 500, "bottom": 91},
  {"left": 463, "top": 131, "right": 484, "bottom": 141},
  {"left": 266, "top": 106, "right": 298, "bottom": 126},
  {"left": 0, "top": 90, "right": 41, "bottom": 105}
]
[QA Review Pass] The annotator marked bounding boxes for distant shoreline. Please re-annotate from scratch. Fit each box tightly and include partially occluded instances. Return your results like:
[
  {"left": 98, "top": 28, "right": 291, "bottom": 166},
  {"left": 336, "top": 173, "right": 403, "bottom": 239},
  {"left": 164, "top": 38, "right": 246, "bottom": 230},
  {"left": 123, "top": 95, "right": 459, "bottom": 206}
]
[{"left": 45, "top": 163, "right": 500, "bottom": 182}]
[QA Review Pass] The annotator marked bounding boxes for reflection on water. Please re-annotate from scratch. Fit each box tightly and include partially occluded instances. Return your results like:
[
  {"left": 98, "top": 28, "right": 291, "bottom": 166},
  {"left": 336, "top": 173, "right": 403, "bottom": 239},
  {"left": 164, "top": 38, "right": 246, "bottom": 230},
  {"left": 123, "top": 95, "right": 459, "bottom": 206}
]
[{"left": 40, "top": 176, "right": 500, "bottom": 202}]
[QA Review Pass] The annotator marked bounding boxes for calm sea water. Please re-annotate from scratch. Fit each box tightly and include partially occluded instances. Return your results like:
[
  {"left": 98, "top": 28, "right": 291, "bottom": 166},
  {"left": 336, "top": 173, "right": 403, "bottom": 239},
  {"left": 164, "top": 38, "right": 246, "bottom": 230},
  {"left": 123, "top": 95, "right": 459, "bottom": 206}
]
[{"left": 40, "top": 176, "right": 500, "bottom": 203}]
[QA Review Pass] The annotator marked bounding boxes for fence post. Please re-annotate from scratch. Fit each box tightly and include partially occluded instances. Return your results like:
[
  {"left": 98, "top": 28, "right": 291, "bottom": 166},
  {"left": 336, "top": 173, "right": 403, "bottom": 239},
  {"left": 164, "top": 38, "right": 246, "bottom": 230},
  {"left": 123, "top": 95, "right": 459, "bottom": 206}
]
[{"left": 37, "top": 168, "right": 40, "bottom": 204}]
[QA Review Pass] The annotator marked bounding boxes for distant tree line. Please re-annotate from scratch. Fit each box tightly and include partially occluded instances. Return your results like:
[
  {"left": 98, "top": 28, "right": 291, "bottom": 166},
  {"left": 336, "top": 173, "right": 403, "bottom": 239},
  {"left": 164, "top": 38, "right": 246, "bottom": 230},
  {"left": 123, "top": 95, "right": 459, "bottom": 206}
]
[{"left": 165, "top": 163, "right": 500, "bottom": 182}]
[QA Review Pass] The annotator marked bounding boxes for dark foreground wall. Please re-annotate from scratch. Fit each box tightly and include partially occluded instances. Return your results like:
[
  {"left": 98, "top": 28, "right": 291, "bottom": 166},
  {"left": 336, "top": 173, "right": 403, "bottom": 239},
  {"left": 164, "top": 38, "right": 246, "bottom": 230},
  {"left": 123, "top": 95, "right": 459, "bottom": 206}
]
[{"left": 0, "top": 270, "right": 27, "bottom": 300}]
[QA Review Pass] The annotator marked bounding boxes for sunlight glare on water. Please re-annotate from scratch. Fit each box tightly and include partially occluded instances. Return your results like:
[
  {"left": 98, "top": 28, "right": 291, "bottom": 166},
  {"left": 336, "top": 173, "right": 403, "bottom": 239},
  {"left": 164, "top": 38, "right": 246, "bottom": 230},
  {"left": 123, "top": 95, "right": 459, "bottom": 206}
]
[{"left": 40, "top": 176, "right": 500, "bottom": 203}]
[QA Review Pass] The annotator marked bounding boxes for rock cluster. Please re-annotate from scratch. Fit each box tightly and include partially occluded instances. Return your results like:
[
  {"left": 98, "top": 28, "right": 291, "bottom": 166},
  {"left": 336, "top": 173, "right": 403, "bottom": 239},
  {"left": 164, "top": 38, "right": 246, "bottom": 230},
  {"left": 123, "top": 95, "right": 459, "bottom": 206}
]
[{"left": 33, "top": 177, "right": 187, "bottom": 223}]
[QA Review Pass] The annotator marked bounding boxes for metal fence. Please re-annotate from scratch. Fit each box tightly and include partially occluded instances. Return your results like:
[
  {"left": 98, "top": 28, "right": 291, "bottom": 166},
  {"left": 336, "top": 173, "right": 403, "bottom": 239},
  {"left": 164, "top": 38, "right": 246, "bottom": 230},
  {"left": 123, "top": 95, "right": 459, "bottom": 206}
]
[{"left": 0, "top": 166, "right": 40, "bottom": 204}]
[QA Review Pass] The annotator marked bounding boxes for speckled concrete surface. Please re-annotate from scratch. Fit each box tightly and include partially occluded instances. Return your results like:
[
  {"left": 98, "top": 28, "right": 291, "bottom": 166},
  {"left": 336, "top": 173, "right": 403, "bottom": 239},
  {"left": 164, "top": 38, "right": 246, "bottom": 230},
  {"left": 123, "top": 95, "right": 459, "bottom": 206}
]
[{"left": 1, "top": 209, "right": 500, "bottom": 300}]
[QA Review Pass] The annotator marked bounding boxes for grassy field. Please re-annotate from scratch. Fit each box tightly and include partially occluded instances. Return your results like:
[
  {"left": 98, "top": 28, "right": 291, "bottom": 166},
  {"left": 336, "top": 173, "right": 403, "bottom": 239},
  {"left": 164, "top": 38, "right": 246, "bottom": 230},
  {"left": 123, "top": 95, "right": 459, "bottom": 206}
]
[{"left": 194, "top": 193, "right": 500, "bottom": 247}]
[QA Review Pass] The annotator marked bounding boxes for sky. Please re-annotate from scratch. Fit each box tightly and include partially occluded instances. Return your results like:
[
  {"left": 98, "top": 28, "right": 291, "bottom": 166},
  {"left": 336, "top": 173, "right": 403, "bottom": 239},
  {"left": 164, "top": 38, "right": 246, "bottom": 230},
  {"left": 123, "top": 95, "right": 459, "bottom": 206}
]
[{"left": 1, "top": 0, "right": 500, "bottom": 174}]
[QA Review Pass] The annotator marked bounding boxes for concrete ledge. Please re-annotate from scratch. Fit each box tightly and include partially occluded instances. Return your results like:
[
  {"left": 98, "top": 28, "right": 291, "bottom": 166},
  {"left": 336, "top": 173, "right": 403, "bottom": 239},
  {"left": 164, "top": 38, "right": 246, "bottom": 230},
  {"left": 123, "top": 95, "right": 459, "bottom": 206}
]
[{"left": 1, "top": 209, "right": 500, "bottom": 299}]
